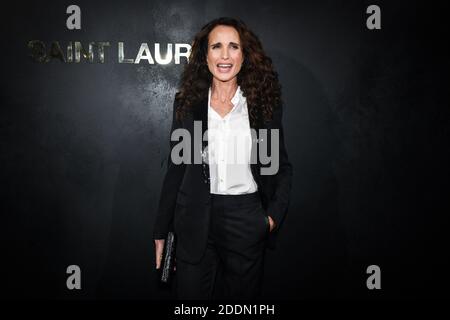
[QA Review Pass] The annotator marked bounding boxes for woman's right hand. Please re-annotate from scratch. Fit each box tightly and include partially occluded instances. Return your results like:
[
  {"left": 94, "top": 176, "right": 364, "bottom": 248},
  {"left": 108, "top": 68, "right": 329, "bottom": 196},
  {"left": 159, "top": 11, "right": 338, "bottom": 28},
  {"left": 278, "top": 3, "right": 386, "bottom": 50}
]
[{"left": 154, "top": 239, "right": 165, "bottom": 269}]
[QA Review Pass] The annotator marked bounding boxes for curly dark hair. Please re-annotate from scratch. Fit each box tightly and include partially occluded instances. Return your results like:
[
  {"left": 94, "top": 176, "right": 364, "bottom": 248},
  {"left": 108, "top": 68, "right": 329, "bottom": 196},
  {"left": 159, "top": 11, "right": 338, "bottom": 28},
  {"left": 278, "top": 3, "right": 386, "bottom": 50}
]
[{"left": 175, "top": 17, "right": 282, "bottom": 127}]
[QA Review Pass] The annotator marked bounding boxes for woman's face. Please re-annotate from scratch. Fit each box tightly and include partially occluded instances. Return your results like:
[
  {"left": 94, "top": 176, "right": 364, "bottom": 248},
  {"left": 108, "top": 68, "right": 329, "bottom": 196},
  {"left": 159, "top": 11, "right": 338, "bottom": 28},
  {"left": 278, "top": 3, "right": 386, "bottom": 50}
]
[{"left": 206, "top": 25, "right": 244, "bottom": 83}]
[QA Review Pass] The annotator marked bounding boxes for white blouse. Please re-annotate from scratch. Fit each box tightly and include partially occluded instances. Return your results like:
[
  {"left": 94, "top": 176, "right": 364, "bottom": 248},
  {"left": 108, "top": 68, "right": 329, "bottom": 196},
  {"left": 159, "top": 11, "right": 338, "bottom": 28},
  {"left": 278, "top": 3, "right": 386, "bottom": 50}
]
[{"left": 207, "top": 85, "right": 258, "bottom": 194}]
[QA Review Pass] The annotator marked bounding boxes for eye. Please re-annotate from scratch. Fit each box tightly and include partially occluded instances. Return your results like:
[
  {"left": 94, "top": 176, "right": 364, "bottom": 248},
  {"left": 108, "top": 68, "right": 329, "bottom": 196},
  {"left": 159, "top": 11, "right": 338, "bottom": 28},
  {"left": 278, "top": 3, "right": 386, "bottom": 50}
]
[
  {"left": 212, "top": 44, "right": 220, "bottom": 49},
  {"left": 231, "top": 45, "right": 239, "bottom": 49}
]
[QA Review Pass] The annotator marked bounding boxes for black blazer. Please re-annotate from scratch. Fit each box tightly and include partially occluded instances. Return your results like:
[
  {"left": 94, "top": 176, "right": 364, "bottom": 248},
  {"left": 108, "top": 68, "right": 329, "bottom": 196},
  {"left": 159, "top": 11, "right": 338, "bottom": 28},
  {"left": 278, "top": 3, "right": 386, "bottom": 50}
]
[{"left": 154, "top": 91, "right": 293, "bottom": 264}]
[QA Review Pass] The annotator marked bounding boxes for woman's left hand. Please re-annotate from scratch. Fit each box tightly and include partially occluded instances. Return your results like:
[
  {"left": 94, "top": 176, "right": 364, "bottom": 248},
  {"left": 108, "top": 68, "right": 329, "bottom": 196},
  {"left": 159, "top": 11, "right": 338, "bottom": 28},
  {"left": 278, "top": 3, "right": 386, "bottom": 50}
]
[{"left": 268, "top": 216, "right": 276, "bottom": 232}]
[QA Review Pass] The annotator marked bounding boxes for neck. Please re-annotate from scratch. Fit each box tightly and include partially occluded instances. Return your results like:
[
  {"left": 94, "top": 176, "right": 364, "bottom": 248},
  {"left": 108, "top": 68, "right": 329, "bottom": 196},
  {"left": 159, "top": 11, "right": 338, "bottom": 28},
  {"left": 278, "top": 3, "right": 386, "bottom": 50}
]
[{"left": 211, "top": 78, "right": 238, "bottom": 103}]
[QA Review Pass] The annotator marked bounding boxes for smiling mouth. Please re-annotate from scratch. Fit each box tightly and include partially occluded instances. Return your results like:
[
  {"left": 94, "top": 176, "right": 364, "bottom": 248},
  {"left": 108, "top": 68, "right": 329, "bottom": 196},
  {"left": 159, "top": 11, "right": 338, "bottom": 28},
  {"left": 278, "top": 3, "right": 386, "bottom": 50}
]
[{"left": 217, "top": 63, "right": 233, "bottom": 73}]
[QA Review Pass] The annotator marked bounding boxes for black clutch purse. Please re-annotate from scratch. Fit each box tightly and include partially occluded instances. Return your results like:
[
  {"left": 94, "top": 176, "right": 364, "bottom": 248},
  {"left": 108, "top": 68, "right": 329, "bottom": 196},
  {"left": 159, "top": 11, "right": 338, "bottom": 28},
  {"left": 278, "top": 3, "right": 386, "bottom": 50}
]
[{"left": 160, "top": 231, "right": 176, "bottom": 283}]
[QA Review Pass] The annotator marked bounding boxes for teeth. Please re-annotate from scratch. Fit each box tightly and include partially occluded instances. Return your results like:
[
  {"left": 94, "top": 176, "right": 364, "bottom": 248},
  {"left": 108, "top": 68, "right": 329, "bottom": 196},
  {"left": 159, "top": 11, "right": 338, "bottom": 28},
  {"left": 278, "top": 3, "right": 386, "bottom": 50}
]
[{"left": 217, "top": 64, "right": 232, "bottom": 67}]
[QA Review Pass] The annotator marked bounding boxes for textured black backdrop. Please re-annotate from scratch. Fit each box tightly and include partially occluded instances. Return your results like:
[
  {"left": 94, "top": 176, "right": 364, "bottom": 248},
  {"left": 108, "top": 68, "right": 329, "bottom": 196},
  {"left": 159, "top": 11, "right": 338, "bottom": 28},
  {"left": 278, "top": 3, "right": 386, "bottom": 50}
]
[{"left": 1, "top": 0, "right": 449, "bottom": 299}]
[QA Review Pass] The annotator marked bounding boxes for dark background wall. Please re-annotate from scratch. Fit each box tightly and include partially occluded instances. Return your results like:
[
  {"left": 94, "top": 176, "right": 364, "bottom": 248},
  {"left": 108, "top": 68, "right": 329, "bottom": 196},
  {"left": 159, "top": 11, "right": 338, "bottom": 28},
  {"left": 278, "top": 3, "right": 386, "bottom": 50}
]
[{"left": 1, "top": 0, "right": 449, "bottom": 299}]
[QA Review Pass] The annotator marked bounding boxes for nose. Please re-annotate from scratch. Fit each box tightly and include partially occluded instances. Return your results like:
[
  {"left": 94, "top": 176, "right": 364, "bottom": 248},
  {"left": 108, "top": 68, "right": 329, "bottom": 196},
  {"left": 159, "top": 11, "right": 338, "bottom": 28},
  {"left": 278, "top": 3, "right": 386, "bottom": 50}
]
[{"left": 221, "top": 48, "right": 229, "bottom": 59}]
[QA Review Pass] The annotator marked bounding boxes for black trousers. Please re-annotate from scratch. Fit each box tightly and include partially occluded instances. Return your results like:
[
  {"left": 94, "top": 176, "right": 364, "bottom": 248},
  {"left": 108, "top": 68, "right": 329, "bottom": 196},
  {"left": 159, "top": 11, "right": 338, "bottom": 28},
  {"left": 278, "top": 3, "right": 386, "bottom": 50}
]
[{"left": 176, "top": 191, "right": 270, "bottom": 300}]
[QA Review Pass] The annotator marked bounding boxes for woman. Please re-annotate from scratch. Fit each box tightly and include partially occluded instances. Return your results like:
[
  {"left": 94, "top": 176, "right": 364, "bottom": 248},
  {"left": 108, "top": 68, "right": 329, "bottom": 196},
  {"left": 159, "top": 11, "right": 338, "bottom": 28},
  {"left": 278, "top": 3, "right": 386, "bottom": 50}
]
[{"left": 153, "top": 17, "right": 292, "bottom": 299}]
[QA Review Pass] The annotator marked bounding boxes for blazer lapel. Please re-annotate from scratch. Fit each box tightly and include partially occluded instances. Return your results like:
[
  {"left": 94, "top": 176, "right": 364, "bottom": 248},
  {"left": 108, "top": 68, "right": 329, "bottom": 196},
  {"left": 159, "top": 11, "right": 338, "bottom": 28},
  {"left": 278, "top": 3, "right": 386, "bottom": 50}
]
[
  {"left": 193, "top": 94, "right": 209, "bottom": 150},
  {"left": 192, "top": 93, "right": 210, "bottom": 185},
  {"left": 250, "top": 108, "right": 262, "bottom": 183}
]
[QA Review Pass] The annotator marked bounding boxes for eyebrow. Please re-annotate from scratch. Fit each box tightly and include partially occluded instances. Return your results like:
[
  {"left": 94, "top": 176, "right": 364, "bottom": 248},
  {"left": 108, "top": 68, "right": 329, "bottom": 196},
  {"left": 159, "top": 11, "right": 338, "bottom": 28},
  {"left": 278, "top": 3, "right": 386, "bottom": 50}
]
[{"left": 210, "top": 42, "right": 240, "bottom": 47}]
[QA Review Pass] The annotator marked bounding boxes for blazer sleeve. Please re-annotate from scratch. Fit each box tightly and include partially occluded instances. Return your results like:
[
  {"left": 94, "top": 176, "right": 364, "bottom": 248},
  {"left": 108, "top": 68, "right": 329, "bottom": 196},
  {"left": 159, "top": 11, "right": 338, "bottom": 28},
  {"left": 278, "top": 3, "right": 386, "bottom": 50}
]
[
  {"left": 153, "top": 98, "right": 186, "bottom": 239},
  {"left": 266, "top": 103, "right": 293, "bottom": 232}
]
